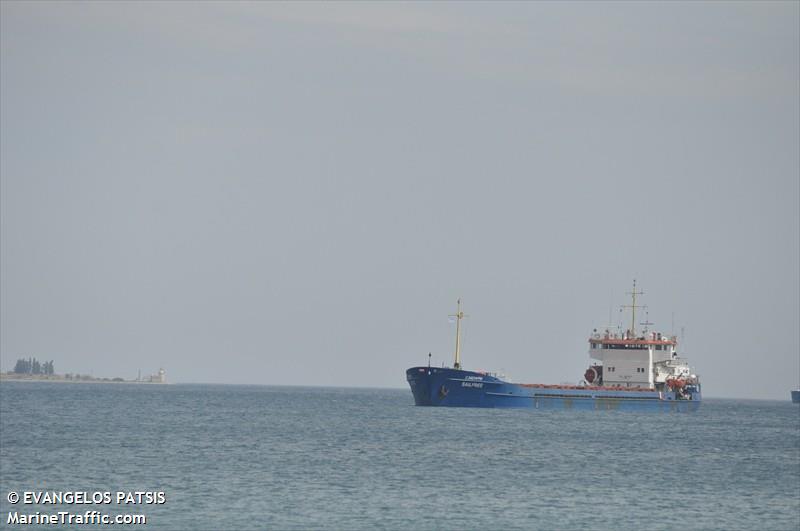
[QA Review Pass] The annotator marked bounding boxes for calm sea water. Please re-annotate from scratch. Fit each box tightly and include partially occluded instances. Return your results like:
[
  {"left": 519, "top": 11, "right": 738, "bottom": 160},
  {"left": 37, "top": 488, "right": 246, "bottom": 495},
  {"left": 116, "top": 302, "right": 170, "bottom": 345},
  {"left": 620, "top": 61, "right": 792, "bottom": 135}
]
[{"left": 1, "top": 382, "right": 798, "bottom": 530}]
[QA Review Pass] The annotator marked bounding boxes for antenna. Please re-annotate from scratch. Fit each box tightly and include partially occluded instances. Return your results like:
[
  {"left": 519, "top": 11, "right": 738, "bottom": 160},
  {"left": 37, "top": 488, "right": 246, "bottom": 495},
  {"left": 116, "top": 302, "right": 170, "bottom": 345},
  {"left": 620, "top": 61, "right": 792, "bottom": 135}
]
[
  {"left": 449, "top": 299, "right": 467, "bottom": 370},
  {"left": 681, "top": 326, "right": 686, "bottom": 351},
  {"left": 620, "top": 279, "right": 646, "bottom": 337},
  {"left": 640, "top": 310, "right": 654, "bottom": 334}
]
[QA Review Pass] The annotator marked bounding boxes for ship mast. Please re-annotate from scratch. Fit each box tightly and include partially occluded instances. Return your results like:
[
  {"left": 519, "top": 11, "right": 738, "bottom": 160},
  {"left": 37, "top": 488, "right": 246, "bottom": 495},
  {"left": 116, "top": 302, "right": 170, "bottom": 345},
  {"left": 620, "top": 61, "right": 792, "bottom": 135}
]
[
  {"left": 450, "top": 299, "right": 465, "bottom": 369},
  {"left": 621, "top": 279, "right": 645, "bottom": 338}
]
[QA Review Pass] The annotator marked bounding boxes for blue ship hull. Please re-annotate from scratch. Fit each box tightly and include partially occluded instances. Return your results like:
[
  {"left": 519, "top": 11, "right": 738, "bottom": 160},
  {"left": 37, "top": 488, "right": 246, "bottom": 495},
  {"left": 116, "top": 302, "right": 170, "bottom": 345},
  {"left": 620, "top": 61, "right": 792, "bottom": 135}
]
[
  {"left": 792, "top": 390, "right": 800, "bottom": 403},
  {"left": 406, "top": 367, "right": 701, "bottom": 412}
]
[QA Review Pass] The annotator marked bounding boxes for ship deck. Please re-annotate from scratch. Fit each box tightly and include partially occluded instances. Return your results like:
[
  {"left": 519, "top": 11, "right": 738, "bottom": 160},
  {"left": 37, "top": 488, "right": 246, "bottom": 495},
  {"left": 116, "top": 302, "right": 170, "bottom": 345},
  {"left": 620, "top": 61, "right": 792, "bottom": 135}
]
[{"left": 517, "top": 383, "right": 656, "bottom": 392}]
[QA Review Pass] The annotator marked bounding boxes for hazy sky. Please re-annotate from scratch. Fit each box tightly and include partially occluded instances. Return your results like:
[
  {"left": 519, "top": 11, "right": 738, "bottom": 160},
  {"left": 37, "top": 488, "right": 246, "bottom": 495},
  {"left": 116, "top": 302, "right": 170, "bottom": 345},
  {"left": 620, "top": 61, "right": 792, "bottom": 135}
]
[{"left": 1, "top": 2, "right": 798, "bottom": 399}]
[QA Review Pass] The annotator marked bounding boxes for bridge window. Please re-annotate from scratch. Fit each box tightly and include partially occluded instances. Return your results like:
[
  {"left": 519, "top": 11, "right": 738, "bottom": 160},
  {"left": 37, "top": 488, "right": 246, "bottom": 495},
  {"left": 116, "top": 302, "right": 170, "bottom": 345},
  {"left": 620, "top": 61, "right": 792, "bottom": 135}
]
[{"left": 604, "top": 343, "right": 647, "bottom": 350}]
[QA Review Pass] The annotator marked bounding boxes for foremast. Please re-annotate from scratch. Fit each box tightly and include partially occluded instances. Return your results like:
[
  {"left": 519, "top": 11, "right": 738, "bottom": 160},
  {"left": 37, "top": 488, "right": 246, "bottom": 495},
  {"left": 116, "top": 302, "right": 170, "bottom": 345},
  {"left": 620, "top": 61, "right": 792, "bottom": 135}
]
[{"left": 450, "top": 299, "right": 465, "bottom": 369}]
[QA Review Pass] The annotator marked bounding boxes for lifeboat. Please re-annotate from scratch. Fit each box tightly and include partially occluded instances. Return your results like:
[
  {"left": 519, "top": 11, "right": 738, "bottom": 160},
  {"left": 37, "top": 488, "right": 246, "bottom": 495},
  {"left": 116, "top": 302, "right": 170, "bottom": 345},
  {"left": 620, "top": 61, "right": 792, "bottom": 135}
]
[{"left": 666, "top": 378, "right": 686, "bottom": 389}]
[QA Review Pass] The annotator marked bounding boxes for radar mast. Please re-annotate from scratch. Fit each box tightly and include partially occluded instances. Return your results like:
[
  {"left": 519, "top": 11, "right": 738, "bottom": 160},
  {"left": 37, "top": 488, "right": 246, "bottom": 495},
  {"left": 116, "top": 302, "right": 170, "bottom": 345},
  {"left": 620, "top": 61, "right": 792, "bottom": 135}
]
[{"left": 620, "top": 279, "right": 646, "bottom": 337}]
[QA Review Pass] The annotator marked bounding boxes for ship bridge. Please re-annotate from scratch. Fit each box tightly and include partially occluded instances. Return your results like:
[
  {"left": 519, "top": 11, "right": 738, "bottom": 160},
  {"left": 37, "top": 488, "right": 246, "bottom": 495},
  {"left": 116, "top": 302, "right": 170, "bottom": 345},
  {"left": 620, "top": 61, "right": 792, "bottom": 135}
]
[
  {"left": 582, "top": 280, "right": 697, "bottom": 391},
  {"left": 588, "top": 331, "right": 677, "bottom": 388}
]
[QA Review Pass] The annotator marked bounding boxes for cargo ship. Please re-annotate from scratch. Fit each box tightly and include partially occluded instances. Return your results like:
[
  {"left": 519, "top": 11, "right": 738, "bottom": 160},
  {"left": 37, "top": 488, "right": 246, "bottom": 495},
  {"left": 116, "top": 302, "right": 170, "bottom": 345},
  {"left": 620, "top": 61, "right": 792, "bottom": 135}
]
[
  {"left": 406, "top": 282, "right": 701, "bottom": 411},
  {"left": 792, "top": 390, "right": 800, "bottom": 404}
]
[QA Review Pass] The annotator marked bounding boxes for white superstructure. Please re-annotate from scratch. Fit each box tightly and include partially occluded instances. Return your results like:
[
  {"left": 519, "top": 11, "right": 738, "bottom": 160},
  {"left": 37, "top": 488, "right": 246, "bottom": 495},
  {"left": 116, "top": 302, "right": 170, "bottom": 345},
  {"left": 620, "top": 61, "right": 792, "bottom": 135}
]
[{"left": 582, "top": 281, "right": 699, "bottom": 392}]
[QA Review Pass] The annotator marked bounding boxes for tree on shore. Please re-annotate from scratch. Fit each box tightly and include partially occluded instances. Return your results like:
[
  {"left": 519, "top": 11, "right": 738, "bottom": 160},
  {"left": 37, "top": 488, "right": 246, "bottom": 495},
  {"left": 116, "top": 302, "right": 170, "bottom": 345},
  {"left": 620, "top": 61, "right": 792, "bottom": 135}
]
[
  {"left": 13, "top": 358, "right": 30, "bottom": 373},
  {"left": 12, "top": 357, "right": 54, "bottom": 375}
]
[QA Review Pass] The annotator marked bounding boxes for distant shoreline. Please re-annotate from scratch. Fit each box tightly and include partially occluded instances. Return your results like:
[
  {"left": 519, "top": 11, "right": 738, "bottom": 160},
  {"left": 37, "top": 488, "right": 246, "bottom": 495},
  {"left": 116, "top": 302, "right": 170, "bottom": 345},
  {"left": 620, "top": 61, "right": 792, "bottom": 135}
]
[{"left": 0, "top": 373, "right": 167, "bottom": 385}]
